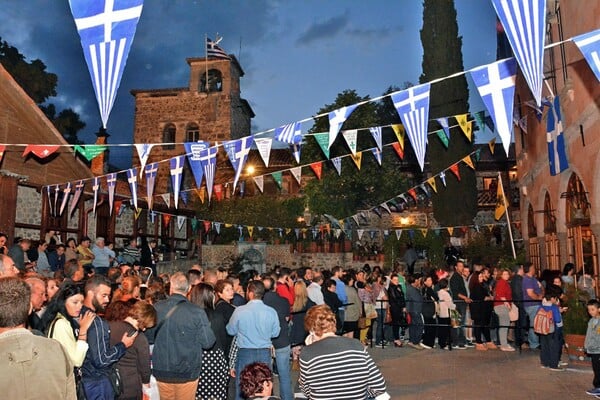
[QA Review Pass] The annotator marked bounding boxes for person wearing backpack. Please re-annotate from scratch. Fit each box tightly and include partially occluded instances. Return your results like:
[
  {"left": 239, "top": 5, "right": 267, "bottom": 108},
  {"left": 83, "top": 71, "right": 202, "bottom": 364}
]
[{"left": 537, "top": 284, "right": 564, "bottom": 371}]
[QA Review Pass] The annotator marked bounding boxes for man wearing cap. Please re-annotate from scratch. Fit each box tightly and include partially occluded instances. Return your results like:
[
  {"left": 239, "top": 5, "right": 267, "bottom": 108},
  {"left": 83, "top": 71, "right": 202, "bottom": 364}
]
[{"left": 92, "top": 237, "right": 115, "bottom": 276}]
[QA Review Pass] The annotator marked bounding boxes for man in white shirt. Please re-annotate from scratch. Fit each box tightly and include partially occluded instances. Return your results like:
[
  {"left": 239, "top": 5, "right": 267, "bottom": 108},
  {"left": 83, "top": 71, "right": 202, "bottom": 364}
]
[{"left": 307, "top": 272, "right": 324, "bottom": 305}]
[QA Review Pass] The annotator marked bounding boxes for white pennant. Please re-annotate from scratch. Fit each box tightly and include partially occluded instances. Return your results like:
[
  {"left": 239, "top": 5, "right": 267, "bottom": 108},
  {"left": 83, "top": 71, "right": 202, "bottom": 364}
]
[
  {"left": 253, "top": 175, "right": 264, "bottom": 193},
  {"left": 380, "top": 203, "right": 391, "bottom": 214},
  {"left": 352, "top": 215, "right": 360, "bottom": 226},
  {"left": 342, "top": 129, "right": 358, "bottom": 155},
  {"left": 334, "top": 229, "right": 342, "bottom": 239},
  {"left": 177, "top": 215, "right": 186, "bottom": 231},
  {"left": 395, "top": 229, "right": 403, "bottom": 240},
  {"left": 290, "top": 167, "right": 302, "bottom": 184},
  {"left": 357, "top": 229, "right": 364, "bottom": 240},
  {"left": 254, "top": 138, "right": 273, "bottom": 167},
  {"left": 161, "top": 193, "right": 171, "bottom": 208},
  {"left": 135, "top": 144, "right": 154, "bottom": 178},
  {"left": 331, "top": 157, "right": 342, "bottom": 175}
]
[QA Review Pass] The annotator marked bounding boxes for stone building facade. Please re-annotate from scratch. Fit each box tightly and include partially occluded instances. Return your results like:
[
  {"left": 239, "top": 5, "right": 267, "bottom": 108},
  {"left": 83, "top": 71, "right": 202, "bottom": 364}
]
[{"left": 517, "top": 2, "right": 600, "bottom": 288}]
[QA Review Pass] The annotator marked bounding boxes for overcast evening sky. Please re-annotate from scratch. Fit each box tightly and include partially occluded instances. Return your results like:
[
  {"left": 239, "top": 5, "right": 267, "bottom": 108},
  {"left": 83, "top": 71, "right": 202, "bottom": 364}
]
[{"left": 0, "top": 0, "right": 497, "bottom": 169}]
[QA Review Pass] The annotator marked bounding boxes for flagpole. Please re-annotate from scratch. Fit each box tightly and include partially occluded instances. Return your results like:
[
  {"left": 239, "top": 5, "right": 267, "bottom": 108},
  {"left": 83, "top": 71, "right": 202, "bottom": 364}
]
[
  {"left": 498, "top": 172, "right": 516, "bottom": 259},
  {"left": 205, "top": 34, "right": 209, "bottom": 93}
]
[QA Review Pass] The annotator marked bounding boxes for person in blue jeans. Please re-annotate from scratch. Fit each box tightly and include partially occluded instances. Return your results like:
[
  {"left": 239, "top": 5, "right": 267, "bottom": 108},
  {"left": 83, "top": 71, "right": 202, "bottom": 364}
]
[
  {"left": 405, "top": 274, "right": 424, "bottom": 349},
  {"left": 538, "top": 284, "right": 564, "bottom": 370},
  {"left": 522, "top": 263, "right": 544, "bottom": 349}
]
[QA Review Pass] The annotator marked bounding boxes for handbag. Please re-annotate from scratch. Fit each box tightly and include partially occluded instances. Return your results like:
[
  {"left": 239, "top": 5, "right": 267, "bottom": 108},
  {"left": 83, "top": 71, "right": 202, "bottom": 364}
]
[
  {"left": 364, "top": 303, "right": 378, "bottom": 319},
  {"left": 358, "top": 316, "right": 368, "bottom": 329},
  {"left": 384, "top": 307, "right": 392, "bottom": 324},
  {"left": 108, "top": 366, "right": 123, "bottom": 397},
  {"left": 509, "top": 303, "right": 519, "bottom": 322}
]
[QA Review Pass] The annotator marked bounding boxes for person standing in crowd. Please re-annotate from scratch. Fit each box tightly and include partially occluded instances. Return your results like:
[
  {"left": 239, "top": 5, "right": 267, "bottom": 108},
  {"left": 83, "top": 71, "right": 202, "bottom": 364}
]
[
  {"left": 189, "top": 283, "right": 229, "bottom": 400},
  {"left": 403, "top": 243, "right": 418, "bottom": 275},
  {"left": 523, "top": 262, "right": 544, "bottom": 350},
  {"left": 585, "top": 299, "right": 600, "bottom": 396},
  {"left": 290, "top": 281, "right": 315, "bottom": 372},
  {"left": 262, "top": 276, "right": 293, "bottom": 400},
  {"left": 92, "top": 237, "right": 115, "bottom": 276},
  {"left": 149, "top": 272, "right": 215, "bottom": 400},
  {"left": 405, "top": 274, "right": 424, "bottom": 349},
  {"left": 306, "top": 271, "right": 324, "bottom": 305},
  {"left": 81, "top": 275, "right": 137, "bottom": 399},
  {"left": 510, "top": 263, "right": 527, "bottom": 347},
  {"left": 388, "top": 274, "right": 407, "bottom": 348},
  {"left": 0, "top": 233, "right": 7, "bottom": 254},
  {"left": 299, "top": 305, "right": 390, "bottom": 400},
  {"left": 226, "top": 280, "right": 280, "bottom": 400},
  {"left": 494, "top": 268, "right": 515, "bottom": 351},
  {"left": 34, "top": 240, "right": 52, "bottom": 277},
  {"left": 214, "top": 279, "right": 236, "bottom": 363},
  {"left": 121, "top": 238, "right": 141, "bottom": 267},
  {"left": 538, "top": 285, "right": 564, "bottom": 370},
  {"left": 0, "top": 277, "right": 77, "bottom": 399},
  {"left": 469, "top": 268, "right": 496, "bottom": 351},
  {"left": 421, "top": 274, "right": 438, "bottom": 349},
  {"left": 450, "top": 260, "right": 472, "bottom": 349},
  {"left": 275, "top": 267, "right": 295, "bottom": 308},
  {"left": 561, "top": 263, "right": 575, "bottom": 286},
  {"left": 331, "top": 266, "right": 348, "bottom": 333},
  {"left": 0, "top": 254, "right": 19, "bottom": 277},
  {"left": 322, "top": 278, "right": 343, "bottom": 332},
  {"left": 436, "top": 278, "right": 455, "bottom": 350},
  {"left": 106, "top": 300, "right": 157, "bottom": 400},
  {"left": 342, "top": 273, "right": 361, "bottom": 339},
  {"left": 300, "top": 267, "right": 313, "bottom": 287},
  {"left": 77, "top": 236, "right": 95, "bottom": 271},
  {"left": 373, "top": 271, "right": 391, "bottom": 346}
]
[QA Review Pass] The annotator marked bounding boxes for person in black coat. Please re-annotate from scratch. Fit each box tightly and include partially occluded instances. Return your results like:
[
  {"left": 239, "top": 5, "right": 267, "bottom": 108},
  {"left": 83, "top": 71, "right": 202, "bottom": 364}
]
[
  {"left": 469, "top": 268, "right": 496, "bottom": 350},
  {"left": 388, "top": 275, "right": 407, "bottom": 347},
  {"left": 421, "top": 274, "right": 439, "bottom": 349},
  {"left": 322, "top": 278, "right": 343, "bottom": 332}
]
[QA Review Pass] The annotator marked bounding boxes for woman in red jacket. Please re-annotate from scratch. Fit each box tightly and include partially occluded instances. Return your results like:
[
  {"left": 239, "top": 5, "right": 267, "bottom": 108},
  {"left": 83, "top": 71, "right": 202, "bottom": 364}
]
[{"left": 493, "top": 269, "right": 515, "bottom": 352}]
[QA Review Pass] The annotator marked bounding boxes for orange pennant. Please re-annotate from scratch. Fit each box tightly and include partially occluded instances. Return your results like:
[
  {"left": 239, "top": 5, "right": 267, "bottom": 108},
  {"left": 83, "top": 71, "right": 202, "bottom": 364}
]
[
  {"left": 391, "top": 142, "right": 404, "bottom": 160},
  {"left": 351, "top": 152, "right": 362, "bottom": 170},
  {"left": 408, "top": 188, "right": 417, "bottom": 201},
  {"left": 449, "top": 163, "right": 461, "bottom": 181},
  {"left": 310, "top": 162, "right": 323, "bottom": 179},
  {"left": 447, "top": 227, "right": 454, "bottom": 236},
  {"left": 462, "top": 155, "right": 475, "bottom": 170}
]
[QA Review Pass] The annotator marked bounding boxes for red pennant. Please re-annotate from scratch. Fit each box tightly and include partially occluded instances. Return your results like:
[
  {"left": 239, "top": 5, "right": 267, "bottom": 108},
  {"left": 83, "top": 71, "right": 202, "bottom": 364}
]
[
  {"left": 114, "top": 200, "right": 123, "bottom": 215},
  {"left": 310, "top": 162, "right": 323, "bottom": 180},
  {"left": 408, "top": 188, "right": 417, "bottom": 201},
  {"left": 214, "top": 184, "right": 224, "bottom": 201},
  {"left": 0, "top": 145, "right": 5, "bottom": 164},
  {"left": 162, "top": 214, "right": 171, "bottom": 227},
  {"left": 391, "top": 142, "right": 404, "bottom": 160},
  {"left": 449, "top": 163, "right": 461, "bottom": 181},
  {"left": 203, "top": 220, "right": 211, "bottom": 232},
  {"left": 22, "top": 144, "right": 60, "bottom": 158},
  {"left": 461, "top": 226, "right": 469, "bottom": 234}
]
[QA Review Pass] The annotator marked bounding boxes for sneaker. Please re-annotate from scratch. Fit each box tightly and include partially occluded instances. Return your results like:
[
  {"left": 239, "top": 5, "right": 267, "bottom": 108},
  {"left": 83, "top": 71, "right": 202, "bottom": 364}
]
[
  {"left": 464, "top": 342, "right": 475, "bottom": 348},
  {"left": 455, "top": 345, "right": 467, "bottom": 350},
  {"left": 559, "top": 361, "right": 569, "bottom": 367},
  {"left": 420, "top": 343, "right": 432, "bottom": 349},
  {"left": 486, "top": 342, "right": 498, "bottom": 350},
  {"left": 407, "top": 342, "right": 423, "bottom": 350},
  {"left": 548, "top": 367, "right": 565, "bottom": 372},
  {"left": 540, "top": 365, "right": 548, "bottom": 369},
  {"left": 500, "top": 345, "right": 516, "bottom": 352},
  {"left": 475, "top": 343, "right": 488, "bottom": 351},
  {"left": 586, "top": 387, "right": 600, "bottom": 395}
]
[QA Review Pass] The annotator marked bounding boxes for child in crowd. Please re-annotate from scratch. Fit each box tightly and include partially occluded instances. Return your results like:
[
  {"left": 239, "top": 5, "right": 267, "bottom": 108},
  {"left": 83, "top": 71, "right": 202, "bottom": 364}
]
[
  {"left": 585, "top": 299, "right": 600, "bottom": 397},
  {"left": 538, "top": 285, "right": 564, "bottom": 371}
]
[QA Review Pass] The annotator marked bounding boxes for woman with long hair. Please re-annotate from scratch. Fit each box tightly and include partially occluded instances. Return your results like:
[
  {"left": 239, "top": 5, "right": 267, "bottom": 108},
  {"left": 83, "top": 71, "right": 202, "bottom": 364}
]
[
  {"left": 106, "top": 299, "right": 157, "bottom": 400},
  {"left": 421, "top": 274, "right": 439, "bottom": 349},
  {"left": 214, "top": 279, "right": 236, "bottom": 362},
  {"left": 469, "top": 268, "right": 496, "bottom": 350},
  {"left": 493, "top": 269, "right": 516, "bottom": 351},
  {"left": 189, "top": 283, "right": 229, "bottom": 400},
  {"left": 43, "top": 283, "right": 96, "bottom": 367},
  {"left": 290, "top": 280, "right": 316, "bottom": 370}
]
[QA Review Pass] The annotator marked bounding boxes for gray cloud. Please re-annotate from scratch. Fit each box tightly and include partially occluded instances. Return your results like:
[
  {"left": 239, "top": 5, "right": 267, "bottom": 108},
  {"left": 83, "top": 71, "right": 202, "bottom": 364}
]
[
  {"left": 346, "top": 25, "right": 404, "bottom": 40},
  {"left": 296, "top": 12, "right": 350, "bottom": 45}
]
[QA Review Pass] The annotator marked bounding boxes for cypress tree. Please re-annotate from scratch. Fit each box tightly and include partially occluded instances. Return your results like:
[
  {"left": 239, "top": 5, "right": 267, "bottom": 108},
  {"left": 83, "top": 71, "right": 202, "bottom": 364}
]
[{"left": 420, "top": 0, "right": 477, "bottom": 226}]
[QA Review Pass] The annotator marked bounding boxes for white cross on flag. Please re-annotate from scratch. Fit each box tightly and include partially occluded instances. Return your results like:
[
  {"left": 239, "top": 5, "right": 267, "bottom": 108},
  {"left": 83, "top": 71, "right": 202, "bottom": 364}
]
[
  {"left": 224, "top": 136, "right": 253, "bottom": 191},
  {"left": 331, "top": 157, "right": 342, "bottom": 176},
  {"left": 126, "top": 168, "right": 138, "bottom": 210},
  {"left": 145, "top": 162, "right": 158, "bottom": 210},
  {"left": 69, "top": 180, "right": 85, "bottom": 216},
  {"left": 177, "top": 215, "right": 186, "bottom": 231},
  {"left": 200, "top": 146, "right": 218, "bottom": 202},
  {"left": 391, "top": 83, "right": 431, "bottom": 171},
  {"left": 369, "top": 126, "right": 383, "bottom": 152},
  {"left": 170, "top": 156, "right": 185, "bottom": 209},
  {"left": 491, "top": 0, "right": 546, "bottom": 106},
  {"left": 59, "top": 183, "right": 72, "bottom": 216},
  {"left": 106, "top": 173, "right": 117, "bottom": 215},
  {"left": 342, "top": 129, "right": 358, "bottom": 155},
  {"left": 470, "top": 58, "right": 517, "bottom": 156},
  {"left": 573, "top": 28, "right": 600, "bottom": 83},
  {"left": 92, "top": 177, "right": 100, "bottom": 215},
  {"left": 328, "top": 105, "right": 358, "bottom": 149},
  {"left": 69, "top": 0, "right": 144, "bottom": 127}
]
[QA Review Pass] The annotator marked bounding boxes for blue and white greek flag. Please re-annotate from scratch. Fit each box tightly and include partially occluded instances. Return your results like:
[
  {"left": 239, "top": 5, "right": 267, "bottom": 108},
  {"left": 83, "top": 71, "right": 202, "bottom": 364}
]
[
  {"left": 200, "top": 146, "right": 218, "bottom": 202},
  {"left": 170, "top": 156, "right": 184, "bottom": 209},
  {"left": 69, "top": 0, "right": 144, "bottom": 128},
  {"left": 573, "top": 28, "right": 600, "bottom": 83},
  {"left": 331, "top": 157, "right": 342, "bottom": 176},
  {"left": 547, "top": 96, "right": 569, "bottom": 176},
  {"left": 369, "top": 126, "right": 383, "bottom": 152},
  {"left": 184, "top": 141, "right": 209, "bottom": 189},
  {"left": 491, "top": 0, "right": 546, "bottom": 105},
  {"left": 391, "top": 83, "right": 431, "bottom": 171},
  {"left": 470, "top": 58, "right": 517, "bottom": 156},
  {"left": 274, "top": 121, "right": 302, "bottom": 144},
  {"left": 224, "top": 136, "right": 253, "bottom": 191},
  {"left": 145, "top": 162, "right": 158, "bottom": 210},
  {"left": 126, "top": 168, "right": 138, "bottom": 210},
  {"left": 328, "top": 105, "right": 358, "bottom": 149}
]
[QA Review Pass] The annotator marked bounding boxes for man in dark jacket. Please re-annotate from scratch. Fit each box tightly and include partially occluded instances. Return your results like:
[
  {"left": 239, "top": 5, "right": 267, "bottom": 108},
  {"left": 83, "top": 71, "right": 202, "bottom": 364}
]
[
  {"left": 147, "top": 272, "right": 215, "bottom": 400},
  {"left": 510, "top": 263, "right": 527, "bottom": 347},
  {"left": 262, "top": 276, "right": 293, "bottom": 400},
  {"left": 449, "top": 260, "right": 472, "bottom": 349}
]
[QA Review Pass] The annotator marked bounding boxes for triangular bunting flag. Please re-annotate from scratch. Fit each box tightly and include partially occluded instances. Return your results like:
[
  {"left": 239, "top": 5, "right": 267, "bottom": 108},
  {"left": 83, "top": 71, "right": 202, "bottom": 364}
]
[
  {"left": 436, "top": 117, "right": 450, "bottom": 139},
  {"left": 310, "top": 162, "right": 323, "bottom": 179},
  {"left": 92, "top": 177, "right": 100, "bottom": 215},
  {"left": 134, "top": 208, "right": 142, "bottom": 220},
  {"left": 449, "top": 164, "right": 460, "bottom": 181},
  {"left": 247, "top": 226, "right": 254, "bottom": 237},
  {"left": 357, "top": 229, "right": 364, "bottom": 240},
  {"left": 126, "top": 168, "right": 138, "bottom": 210},
  {"left": 427, "top": 177, "right": 437, "bottom": 193},
  {"left": 351, "top": 152, "right": 362, "bottom": 170},
  {"left": 59, "top": 183, "right": 72, "bottom": 216},
  {"left": 420, "top": 228, "right": 428, "bottom": 238},
  {"left": 290, "top": 167, "right": 302, "bottom": 185},
  {"left": 181, "top": 191, "right": 188, "bottom": 205},
  {"left": 214, "top": 184, "right": 224, "bottom": 201},
  {"left": 272, "top": 171, "right": 283, "bottom": 188},
  {"left": 274, "top": 121, "right": 302, "bottom": 144},
  {"left": 134, "top": 144, "right": 154, "bottom": 177},
  {"left": 391, "top": 124, "right": 405, "bottom": 147},
  {"left": 380, "top": 203, "right": 391, "bottom": 214},
  {"left": 447, "top": 227, "right": 454, "bottom": 236},
  {"left": 391, "top": 142, "right": 404, "bottom": 160},
  {"left": 573, "top": 28, "right": 600, "bottom": 83},
  {"left": 150, "top": 211, "right": 157, "bottom": 224},
  {"left": 184, "top": 141, "right": 209, "bottom": 188},
  {"left": 223, "top": 136, "right": 253, "bottom": 191},
  {"left": 371, "top": 148, "right": 382, "bottom": 166},
  {"left": 200, "top": 146, "right": 218, "bottom": 202},
  {"left": 488, "top": 138, "right": 496, "bottom": 154},
  {"left": 391, "top": 83, "right": 431, "bottom": 171},
  {"left": 328, "top": 105, "right": 358, "bottom": 149},
  {"left": 407, "top": 188, "right": 417, "bottom": 201},
  {"left": 214, "top": 222, "right": 221, "bottom": 234},
  {"left": 253, "top": 175, "right": 264, "bottom": 193},
  {"left": 254, "top": 137, "right": 273, "bottom": 167},
  {"left": 439, "top": 172, "right": 447, "bottom": 187},
  {"left": 145, "top": 162, "right": 158, "bottom": 210},
  {"left": 435, "top": 129, "right": 449, "bottom": 148},
  {"left": 177, "top": 215, "right": 186, "bottom": 231},
  {"left": 342, "top": 129, "right": 358, "bottom": 155},
  {"left": 107, "top": 173, "right": 117, "bottom": 215},
  {"left": 196, "top": 188, "right": 205, "bottom": 204},
  {"left": 69, "top": 180, "right": 84, "bottom": 216},
  {"left": 74, "top": 144, "right": 106, "bottom": 161},
  {"left": 170, "top": 156, "right": 185, "bottom": 209},
  {"left": 331, "top": 157, "right": 342, "bottom": 175},
  {"left": 292, "top": 143, "right": 302, "bottom": 163},
  {"left": 161, "top": 193, "right": 171, "bottom": 208},
  {"left": 474, "top": 110, "right": 486, "bottom": 133},
  {"left": 22, "top": 145, "right": 59, "bottom": 159},
  {"left": 369, "top": 126, "right": 383, "bottom": 151},
  {"left": 395, "top": 229, "right": 402, "bottom": 240},
  {"left": 455, "top": 114, "right": 472, "bottom": 141},
  {"left": 491, "top": 0, "right": 546, "bottom": 105},
  {"left": 162, "top": 214, "right": 171, "bottom": 228},
  {"left": 312, "top": 132, "right": 330, "bottom": 159},
  {"left": 470, "top": 58, "right": 517, "bottom": 156},
  {"left": 463, "top": 155, "right": 475, "bottom": 170}
]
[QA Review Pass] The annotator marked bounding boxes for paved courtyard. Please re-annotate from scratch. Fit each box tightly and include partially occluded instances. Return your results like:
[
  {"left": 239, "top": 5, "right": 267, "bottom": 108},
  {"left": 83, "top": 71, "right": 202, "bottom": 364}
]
[{"left": 370, "top": 344, "right": 592, "bottom": 399}]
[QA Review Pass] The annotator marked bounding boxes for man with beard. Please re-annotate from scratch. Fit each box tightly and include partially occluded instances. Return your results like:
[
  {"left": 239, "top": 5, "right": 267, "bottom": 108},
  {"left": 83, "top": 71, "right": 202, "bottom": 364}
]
[{"left": 81, "top": 275, "right": 137, "bottom": 399}]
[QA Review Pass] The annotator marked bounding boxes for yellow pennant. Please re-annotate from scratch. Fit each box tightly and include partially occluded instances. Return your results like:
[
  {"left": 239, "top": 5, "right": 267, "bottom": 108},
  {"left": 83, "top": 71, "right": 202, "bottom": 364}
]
[
  {"left": 447, "top": 227, "right": 454, "bottom": 236},
  {"left": 420, "top": 228, "right": 428, "bottom": 238},
  {"left": 196, "top": 188, "right": 205, "bottom": 204},
  {"left": 455, "top": 114, "right": 472, "bottom": 141},
  {"left": 488, "top": 138, "right": 496, "bottom": 155},
  {"left": 427, "top": 177, "right": 437, "bottom": 193},
  {"left": 225, "top": 223, "right": 232, "bottom": 228},
  {"left": 135, "top": 208, "right": 143, "bottom": 220},
  {"left": 351, "top": 152, "right": 362, "bottom": 169},
  {"left": 247, "top": 226, "right": 254, "bottom": 237},
  {"left": 462, "top": 155, "right": 475, "bottom": 170},
  {"left": 487, "top": 224, "right": 494, "bottom": 232},
  {"left": 338, "top": 220, "right": 345, "bottom": 229},
  {"left": 285, "top": 228, "right": 292, "bottom": 235},
  {"left": 392, "top": 124, "right": 405, "bottom": 149}
]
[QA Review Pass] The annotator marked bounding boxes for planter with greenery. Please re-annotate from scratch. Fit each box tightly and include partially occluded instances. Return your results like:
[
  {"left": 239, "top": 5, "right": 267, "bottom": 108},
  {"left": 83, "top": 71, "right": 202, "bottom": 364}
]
[{"left": 562, "top": 284, "right": 591, "bottom": 364}]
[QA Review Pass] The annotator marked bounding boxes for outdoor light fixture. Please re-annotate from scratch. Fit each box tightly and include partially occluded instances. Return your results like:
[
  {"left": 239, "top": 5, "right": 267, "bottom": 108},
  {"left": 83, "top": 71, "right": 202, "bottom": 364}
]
[{"left": 246, "top": 165, "right": 255, "bottom": 175}]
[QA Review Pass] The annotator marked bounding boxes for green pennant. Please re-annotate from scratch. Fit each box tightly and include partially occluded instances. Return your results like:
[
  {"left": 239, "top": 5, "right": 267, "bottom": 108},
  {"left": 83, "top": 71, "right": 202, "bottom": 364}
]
[
  {"left": 312, "top": 132, "right": 330, "bottom": 159},
  {"left": 435, "top": 130, "right": 449, "bottom": 148},
  {"left": 272, "top": 171, "right": 283, "bottom": 188},
  {"left": 74, "top": 144, "right": 107, "bottom": 161},
  {"left": 474, "top": 110, "right": 486, "bottom": 133},
  {"left": 474, "top": 148, "right": 482, "bottom": 161}
]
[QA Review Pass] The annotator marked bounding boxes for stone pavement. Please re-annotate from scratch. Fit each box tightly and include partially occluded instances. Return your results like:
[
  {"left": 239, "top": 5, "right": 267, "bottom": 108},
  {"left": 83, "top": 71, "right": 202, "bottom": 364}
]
[{"left": 369, "top": 344, "right": 592, "bottom": 400}]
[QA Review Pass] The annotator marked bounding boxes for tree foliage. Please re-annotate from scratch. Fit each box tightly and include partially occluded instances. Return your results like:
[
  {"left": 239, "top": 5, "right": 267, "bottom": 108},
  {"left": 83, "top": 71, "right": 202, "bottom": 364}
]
[
  {"left": 0, "top": 38, "right": 86, "bottom": 143},
  {"left": 420, "top": 0, "right": 477, "bottom": 226}
]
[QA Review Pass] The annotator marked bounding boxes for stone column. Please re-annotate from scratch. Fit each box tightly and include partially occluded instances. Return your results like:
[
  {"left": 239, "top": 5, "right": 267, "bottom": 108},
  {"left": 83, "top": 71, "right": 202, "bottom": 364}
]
[{"left": 558, "top": 231, "right": 569, "bottom": 267}]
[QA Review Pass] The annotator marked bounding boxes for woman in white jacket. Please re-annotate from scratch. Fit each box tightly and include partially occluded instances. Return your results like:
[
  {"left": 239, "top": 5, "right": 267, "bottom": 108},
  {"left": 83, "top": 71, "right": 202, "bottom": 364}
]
[{"left": 437, "top": 278, "right": 456, "bottom": 350}]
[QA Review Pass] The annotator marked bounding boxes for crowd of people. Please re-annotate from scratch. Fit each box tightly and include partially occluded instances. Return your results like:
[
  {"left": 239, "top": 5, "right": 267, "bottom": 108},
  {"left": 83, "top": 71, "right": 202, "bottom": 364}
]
[{"left": 3, "top": 227, "right": 600, "bottom": 399}]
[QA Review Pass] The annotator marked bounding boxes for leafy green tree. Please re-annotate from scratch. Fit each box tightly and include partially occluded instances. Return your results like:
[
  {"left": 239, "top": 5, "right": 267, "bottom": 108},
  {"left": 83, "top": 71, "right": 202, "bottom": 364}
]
[
  {"left": 420, "top": 0, "right": 477, "bottom": 226},
  {"left": 0, "top": 38, "right": 86, "bottom": 143}
]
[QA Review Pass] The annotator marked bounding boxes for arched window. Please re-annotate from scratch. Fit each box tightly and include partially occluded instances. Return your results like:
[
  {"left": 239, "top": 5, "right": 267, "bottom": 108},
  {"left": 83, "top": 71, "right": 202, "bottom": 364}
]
[
  {"left": 163, "top": 124, "right": 176, "bottom": 150},
  {"left": 527, "top": 204, "right": 536, "bottom": 238},
  {"left": 186, "top": 123, "right": 200, "bottom": 142},
  {"left": 565, "top": 173, "right": 590, "bottom": 226},
  {"left": 199, "top": 69, "right": 223, "bottom": 92},
  {"left": 543, "top": 192, "right": 556, "bottom": 233}
]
